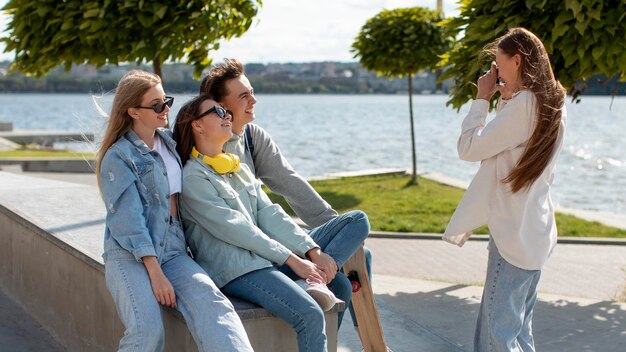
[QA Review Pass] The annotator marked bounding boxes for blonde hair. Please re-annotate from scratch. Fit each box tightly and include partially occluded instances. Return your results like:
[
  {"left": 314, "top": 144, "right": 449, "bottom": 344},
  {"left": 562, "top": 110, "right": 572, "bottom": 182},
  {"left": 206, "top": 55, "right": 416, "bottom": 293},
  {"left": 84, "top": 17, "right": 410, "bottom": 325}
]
[
  {"left": 495, "top": 28, "right": 566, "bottom": 193},
  {"left": 95, "top": 70, "right": 161, "bottom": 191}
]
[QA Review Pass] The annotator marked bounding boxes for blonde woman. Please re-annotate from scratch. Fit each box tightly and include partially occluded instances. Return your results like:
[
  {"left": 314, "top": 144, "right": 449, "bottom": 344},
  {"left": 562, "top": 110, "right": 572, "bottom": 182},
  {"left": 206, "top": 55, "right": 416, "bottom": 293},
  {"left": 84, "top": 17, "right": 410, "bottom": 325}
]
[
  {"left": 444, "top": 28, "right": 567, "bottom": 351},
  {"left": 96, "top": 70, "right": 252, "bottom": 352}
]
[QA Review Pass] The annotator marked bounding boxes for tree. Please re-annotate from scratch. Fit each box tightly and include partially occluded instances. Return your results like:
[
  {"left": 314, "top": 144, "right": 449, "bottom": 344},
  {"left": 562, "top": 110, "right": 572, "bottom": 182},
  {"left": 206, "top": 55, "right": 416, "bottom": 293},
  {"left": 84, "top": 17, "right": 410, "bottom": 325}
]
[
  {"left": 441, "top": 0, "right": 626, "bottom": 109},
  {"left": 0, "top": 0, "right": 262, "bottom": 79},
  {"left": 352, "top": 7, "right": 452, "bottom": 185}
]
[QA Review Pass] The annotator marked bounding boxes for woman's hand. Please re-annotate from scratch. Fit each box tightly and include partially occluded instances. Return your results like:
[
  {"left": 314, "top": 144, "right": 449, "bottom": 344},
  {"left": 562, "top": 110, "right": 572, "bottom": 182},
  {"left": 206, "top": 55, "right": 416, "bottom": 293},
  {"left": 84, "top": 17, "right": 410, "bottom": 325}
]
[
  {"left": 477, "top": 62, "right": 498, "bottom": 101},
  {"left": 143, "top": 256, "right": 177, "bottom": 308},
  {"left": 307, "top": 248, "right": 338, "bottom": 284},
  {"left": 285, "top": 253, "right": 326, "bottom": 284},
  {"left": 497, "top": 81, "right": 517, "bottom": 100}
]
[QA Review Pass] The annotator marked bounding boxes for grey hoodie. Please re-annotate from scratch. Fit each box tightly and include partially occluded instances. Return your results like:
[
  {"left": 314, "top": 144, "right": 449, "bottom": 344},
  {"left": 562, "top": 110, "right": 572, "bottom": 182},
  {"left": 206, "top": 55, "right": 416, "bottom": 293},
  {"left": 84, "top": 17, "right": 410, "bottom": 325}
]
[{"left": 223, "top": 123, "right": 338, "bottom": 228}]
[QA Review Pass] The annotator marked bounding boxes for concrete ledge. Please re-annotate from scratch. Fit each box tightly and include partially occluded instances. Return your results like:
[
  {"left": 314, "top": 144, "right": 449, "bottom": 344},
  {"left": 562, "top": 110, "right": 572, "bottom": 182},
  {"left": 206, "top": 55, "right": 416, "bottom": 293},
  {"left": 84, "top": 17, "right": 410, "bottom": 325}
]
[
  {"left": 368, "top": 230, "right": 626, "bottom": 245},
  {"left": 0, "top": 130, "right": 94, "bottom": 147},
  {"left": 0, "top": 172, "right": 342, "bottom": 351},
  {"left": 308, "top": 167, "right": 407, "bottom": 181},
  {"left": 0, "top": 158, "right": 95, "bottom": 173},
  {"left": 0, "top": 137, "right": 20, "bottom": 151}
]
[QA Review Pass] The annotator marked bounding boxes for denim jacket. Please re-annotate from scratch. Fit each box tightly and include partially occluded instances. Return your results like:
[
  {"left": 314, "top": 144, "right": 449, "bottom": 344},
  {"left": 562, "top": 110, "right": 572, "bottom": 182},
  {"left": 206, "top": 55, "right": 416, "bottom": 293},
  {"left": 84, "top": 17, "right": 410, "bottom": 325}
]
[
  {"left": 179, "top": 158, "right": 319, "bottom": 287},
  {"left": 101, "top": 128, "right": 181, "bottom": 263}
]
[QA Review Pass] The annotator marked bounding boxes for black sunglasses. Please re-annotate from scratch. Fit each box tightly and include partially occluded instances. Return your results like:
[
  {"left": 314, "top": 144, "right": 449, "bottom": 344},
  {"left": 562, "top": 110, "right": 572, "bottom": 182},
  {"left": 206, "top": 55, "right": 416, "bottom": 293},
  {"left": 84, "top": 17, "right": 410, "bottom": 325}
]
[
  {"left": 196, "top": 105, "right": 232, "bottom": 120},
  {"left": 135, "top": 96, "right": 174, "bottom": 113}
]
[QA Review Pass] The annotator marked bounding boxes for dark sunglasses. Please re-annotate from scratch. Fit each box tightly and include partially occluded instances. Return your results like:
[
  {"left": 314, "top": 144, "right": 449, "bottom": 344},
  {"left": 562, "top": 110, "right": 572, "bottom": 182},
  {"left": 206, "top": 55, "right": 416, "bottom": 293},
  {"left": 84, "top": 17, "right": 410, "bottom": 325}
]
[
  {"left": 135, "top": 96, "right": 174, "bottom": 113},
  {"left": 196, "top": 105, "right": 232, "bottom": 120}
]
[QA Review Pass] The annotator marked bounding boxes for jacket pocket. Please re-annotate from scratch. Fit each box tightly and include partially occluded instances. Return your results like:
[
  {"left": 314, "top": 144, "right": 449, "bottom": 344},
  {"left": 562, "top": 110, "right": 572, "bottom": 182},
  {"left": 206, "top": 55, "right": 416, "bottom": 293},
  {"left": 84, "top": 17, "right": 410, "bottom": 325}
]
[
  {"left": 216, "top": 186, "right": 239, "bottom": 200},
  {"left": 133, "top": 160, "right": 156, "bottom": 196},
  {"left": 243, "top": 184, "right": 258, "bottom": 215}
]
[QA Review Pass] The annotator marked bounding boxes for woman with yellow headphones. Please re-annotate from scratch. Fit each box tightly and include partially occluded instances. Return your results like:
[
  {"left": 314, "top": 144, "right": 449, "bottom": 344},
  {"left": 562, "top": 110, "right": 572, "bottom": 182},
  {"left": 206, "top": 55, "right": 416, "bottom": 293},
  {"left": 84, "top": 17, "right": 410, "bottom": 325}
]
[{"left": 173, "top": 94, "right": 370, "bottom": 352}]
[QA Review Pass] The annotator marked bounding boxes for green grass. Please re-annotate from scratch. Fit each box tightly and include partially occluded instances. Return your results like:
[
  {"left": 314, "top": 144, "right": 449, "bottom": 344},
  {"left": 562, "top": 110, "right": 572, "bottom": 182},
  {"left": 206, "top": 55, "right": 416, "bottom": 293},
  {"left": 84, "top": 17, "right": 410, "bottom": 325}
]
[
  {"left": 265, "top": 174, "right": 626, "bottom": 238},
  {"left": 0, "top": 149, "right": 95, "bottom": 158}
]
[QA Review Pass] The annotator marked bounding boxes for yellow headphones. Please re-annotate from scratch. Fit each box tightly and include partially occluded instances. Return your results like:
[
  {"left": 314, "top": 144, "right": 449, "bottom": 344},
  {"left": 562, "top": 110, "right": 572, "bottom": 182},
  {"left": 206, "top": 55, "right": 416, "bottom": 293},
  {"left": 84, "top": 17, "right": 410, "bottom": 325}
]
[{"left": 191, "top": 146, "right": 240, "bottom": 174}]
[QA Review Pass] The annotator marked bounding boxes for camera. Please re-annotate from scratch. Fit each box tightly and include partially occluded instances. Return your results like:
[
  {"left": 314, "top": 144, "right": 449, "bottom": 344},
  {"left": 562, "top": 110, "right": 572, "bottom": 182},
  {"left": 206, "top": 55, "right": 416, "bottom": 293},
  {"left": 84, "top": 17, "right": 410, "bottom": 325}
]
[{"left": 496, "top": 67, "right": 503, "bottom": 86}]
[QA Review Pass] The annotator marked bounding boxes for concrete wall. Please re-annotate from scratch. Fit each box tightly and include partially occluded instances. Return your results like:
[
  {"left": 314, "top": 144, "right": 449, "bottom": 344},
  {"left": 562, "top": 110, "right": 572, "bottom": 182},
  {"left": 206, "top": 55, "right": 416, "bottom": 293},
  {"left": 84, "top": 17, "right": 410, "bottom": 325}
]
[
  {"left": 0, "top": 158, "right": 95, "bottom": 173},
  {"left": 0, "top": 172, "right": 340, "bottom": 351}
]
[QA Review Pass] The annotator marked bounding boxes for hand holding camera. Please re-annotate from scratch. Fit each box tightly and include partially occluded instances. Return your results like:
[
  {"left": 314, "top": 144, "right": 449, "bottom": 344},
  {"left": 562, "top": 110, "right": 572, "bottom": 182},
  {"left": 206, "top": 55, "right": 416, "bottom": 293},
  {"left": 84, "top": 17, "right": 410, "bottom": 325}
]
[{"left": 476, "top": 61, "right": 499, "bottom": 101}]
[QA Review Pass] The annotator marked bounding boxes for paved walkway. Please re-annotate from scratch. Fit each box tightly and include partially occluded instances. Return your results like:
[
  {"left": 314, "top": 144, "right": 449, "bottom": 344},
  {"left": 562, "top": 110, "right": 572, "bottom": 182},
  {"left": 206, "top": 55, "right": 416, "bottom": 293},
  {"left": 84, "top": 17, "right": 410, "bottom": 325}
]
[
  {"left": 0, "top": 287, "right": 64, "bottom": 352},
  {"left": 335, "top": 238, "right": 626, "bottom": 352},
  {"left": 3, "top": 171, "right": 626, "bottom": 351}
]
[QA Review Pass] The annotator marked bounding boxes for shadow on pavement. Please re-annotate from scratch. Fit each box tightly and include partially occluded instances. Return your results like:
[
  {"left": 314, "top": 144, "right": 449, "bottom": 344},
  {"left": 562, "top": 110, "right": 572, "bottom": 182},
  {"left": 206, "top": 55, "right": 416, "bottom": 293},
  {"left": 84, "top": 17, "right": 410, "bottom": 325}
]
[{"left": 373, "top": 283, "right": 626, "bottom": 352}]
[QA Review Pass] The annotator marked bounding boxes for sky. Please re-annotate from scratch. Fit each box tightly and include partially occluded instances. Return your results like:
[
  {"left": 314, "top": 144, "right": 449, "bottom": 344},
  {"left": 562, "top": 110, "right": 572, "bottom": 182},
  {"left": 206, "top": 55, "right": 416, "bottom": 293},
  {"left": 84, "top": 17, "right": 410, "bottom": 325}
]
[{"left": 0, "top": 0, "right": 460, "bottom": 64}]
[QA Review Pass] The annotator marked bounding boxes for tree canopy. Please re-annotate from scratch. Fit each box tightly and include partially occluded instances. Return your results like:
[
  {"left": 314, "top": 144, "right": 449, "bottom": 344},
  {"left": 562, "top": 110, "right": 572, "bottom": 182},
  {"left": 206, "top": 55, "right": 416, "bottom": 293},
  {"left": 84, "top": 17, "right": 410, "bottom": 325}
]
[
  {"left": 441, "top": 0, "right": 626, "bottom": 109},
  {"left": 351, "top": 7, "right": 451, "bottom": 77},
  {"left": 352, "top": 7, "right": 453, "bottom": 185},
  {"left": 0, "top": 0, "right": 262, "bottom": 79}
]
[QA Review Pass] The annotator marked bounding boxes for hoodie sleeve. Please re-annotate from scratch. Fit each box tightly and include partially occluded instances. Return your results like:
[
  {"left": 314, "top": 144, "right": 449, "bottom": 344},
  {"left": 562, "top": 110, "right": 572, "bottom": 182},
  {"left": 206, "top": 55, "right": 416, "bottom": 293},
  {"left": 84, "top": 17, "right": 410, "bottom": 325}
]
[{"left": 248, "top": 124, "right": 338, "bottom": 228}]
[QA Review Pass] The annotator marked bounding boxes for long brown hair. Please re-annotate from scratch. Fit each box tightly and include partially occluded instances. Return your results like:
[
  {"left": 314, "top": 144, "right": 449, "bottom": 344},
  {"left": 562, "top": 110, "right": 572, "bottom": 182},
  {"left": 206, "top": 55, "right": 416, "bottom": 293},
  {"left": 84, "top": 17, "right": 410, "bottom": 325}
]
[
  {"left": 199, "top": 58, "right": 245, "bottom": 99},
  {"left": 496, "top": 28, "right": 566, "bottom": 193},
  {"left": 95, "top": 70, "right": 161, "bottom": 191},
  {"left": 172, "top": 94, "right": 214, "bottom": 166}
]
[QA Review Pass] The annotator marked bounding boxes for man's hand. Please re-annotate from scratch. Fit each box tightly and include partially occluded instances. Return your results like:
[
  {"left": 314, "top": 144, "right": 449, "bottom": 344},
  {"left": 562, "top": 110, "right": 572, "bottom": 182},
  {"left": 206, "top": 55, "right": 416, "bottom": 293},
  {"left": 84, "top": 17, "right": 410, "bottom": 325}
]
[
  {"left": 285, "top": 253, "right": 326, "bottom": 284},
  {"left": 307, "top": 248, "right": 338, "bottom": 284}
]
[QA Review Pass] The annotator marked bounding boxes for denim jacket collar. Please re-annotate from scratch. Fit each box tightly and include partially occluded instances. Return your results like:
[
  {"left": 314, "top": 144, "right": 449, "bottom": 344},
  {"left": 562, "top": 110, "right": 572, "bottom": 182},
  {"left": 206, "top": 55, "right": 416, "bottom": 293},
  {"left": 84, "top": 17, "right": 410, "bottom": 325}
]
[
  {"left": 124, "top": 128, "right": 182, "bottom": 167},
  {"left": 124, "top": 129, "right": 152, "bottom": 155}
]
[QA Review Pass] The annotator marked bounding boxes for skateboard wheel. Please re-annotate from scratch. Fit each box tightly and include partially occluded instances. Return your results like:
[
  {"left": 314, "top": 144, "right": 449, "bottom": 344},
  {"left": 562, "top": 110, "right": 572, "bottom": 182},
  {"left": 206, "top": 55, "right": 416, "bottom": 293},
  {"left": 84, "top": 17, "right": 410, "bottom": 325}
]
[{"left": 351, "top": 280, "right": 361, "bottom": 293}]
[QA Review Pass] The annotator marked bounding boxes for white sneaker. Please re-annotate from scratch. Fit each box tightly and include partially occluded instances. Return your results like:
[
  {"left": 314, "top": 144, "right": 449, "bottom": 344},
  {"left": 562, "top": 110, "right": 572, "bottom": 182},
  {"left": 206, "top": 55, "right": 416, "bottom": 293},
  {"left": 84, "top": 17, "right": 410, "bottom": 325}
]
[{"left": 295, "top": 279, "right": 336, "bottom": 312}]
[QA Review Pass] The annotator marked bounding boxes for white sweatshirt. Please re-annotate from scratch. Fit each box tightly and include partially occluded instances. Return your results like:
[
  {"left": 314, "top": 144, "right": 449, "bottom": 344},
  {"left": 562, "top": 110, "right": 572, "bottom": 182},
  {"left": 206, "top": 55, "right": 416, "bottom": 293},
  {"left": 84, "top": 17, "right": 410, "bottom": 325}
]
[{"left": 443, "top": 90, "right": 567, "bottom": 270}]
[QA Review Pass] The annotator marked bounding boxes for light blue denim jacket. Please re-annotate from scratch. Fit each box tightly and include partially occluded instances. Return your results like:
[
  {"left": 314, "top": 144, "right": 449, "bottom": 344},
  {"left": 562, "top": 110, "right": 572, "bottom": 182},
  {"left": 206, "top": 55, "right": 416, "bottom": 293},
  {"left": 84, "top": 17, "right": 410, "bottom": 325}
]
[
  {"left": 101, "top": 128, "right": 181, "bottom": 263},
  {"left": 179, "top": 158, "right": 319, "bottom": 287}
]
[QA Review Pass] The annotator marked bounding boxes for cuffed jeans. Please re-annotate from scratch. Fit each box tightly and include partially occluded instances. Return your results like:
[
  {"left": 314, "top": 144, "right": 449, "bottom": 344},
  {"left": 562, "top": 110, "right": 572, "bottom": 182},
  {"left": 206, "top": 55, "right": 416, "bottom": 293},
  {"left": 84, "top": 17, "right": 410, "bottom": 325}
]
[
  {"left": 224, "top": 210, "right": 370, "bottom": 352},
  {"left": 474, "top": 239, "right": 542, "bottom": 352},
  {"left": 105, "top": 218, "right": 253, "bottom": 352},
  {"left": 224, "top": 267, "right": 327, "bottom": 352},
  {"left": 306, "top": 210, "right": 370, "bottom": 328}
]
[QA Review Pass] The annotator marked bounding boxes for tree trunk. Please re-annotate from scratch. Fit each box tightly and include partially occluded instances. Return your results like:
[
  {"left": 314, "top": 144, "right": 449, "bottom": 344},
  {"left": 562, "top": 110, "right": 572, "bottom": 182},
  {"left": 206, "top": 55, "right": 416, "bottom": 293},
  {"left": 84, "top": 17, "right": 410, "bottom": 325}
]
[
  {"left": 153, "top": 53, "right": 162, "bottom": 81},
  {"left": 407, "top": 72, "right": 418, "bottom": 185},
  {"left": 435, "top": 68, "right": 443, "bottom": 93}
]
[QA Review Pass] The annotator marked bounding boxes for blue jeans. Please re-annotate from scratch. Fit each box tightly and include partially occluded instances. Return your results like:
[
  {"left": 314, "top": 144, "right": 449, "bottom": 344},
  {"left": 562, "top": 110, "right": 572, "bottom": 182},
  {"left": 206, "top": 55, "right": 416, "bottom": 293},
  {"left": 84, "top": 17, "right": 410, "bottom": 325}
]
[
  {"left": 223, "top": 267, "right": 327, "bottom": 352},
  {"left": 474, "top": 239, "right": 541, "bottom": 352},
  {"left": 281, "top": 210, "right": 370, "bottom": 329},
  {"left": 105, "top": 218, "right": 252, "bottom": 352}
]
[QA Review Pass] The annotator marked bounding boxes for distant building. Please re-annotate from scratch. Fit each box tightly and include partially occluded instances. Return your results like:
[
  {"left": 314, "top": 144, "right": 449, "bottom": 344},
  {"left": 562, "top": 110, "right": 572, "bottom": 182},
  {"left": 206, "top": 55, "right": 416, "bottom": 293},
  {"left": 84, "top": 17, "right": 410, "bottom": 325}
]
[{"left": 70, "top": 64, "right": 98, "bottom": 78}]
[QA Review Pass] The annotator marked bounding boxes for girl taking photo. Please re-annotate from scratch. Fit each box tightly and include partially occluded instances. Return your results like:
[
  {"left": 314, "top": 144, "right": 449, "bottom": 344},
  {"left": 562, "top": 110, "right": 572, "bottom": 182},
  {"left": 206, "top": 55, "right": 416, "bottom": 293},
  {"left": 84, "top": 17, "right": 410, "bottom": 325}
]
[{"left": 444, "top": 28, "right": 567, "bottom": 351}]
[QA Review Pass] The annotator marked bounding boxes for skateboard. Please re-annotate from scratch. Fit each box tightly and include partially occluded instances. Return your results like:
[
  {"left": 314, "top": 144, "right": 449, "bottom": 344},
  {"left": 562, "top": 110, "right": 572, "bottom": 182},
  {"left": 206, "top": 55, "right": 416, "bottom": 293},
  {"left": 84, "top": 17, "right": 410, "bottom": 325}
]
[{"left": 343, "top": 245, "right": 390, "bottom": 352}]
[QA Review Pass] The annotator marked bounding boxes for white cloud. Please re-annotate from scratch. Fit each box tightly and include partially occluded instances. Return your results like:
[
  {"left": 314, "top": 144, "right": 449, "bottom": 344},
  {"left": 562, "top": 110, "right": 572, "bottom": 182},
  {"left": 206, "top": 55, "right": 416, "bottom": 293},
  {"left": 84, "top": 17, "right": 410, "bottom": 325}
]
[{"left": 0, "top": 0, "right": 460, "bottom": 64}]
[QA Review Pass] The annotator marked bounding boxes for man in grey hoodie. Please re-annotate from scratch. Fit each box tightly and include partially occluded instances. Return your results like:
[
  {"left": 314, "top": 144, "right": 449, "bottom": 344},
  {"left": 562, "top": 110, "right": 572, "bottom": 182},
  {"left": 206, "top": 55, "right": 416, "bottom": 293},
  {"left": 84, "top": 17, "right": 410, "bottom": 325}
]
[{"left": 199, "top": 58, "right": 373, "bottom": 327}]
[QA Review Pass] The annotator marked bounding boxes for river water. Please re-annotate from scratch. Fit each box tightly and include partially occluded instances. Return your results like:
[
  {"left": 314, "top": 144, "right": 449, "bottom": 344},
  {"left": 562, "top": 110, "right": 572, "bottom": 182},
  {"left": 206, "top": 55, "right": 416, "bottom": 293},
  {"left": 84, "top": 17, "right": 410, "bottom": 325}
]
[{"left": 0, "top": 93, "right": 623, "bottom": 216}]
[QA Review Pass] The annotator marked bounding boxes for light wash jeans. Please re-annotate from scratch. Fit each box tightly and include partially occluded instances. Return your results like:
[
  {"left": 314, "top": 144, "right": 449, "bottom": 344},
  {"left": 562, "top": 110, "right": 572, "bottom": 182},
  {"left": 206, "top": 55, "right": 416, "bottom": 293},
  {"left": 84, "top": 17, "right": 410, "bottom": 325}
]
[
  {"left": 474, "top": 239, "right": 542, "bottom": 352},
  {"left": 223, "top": 210, "right": 370, "bottom": 352},
  {"left": 224, "top": 267, "right": 327, "bottom": 352},
  {"left": 105, "top": 218, "right": 253, "bottom": 352}
]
